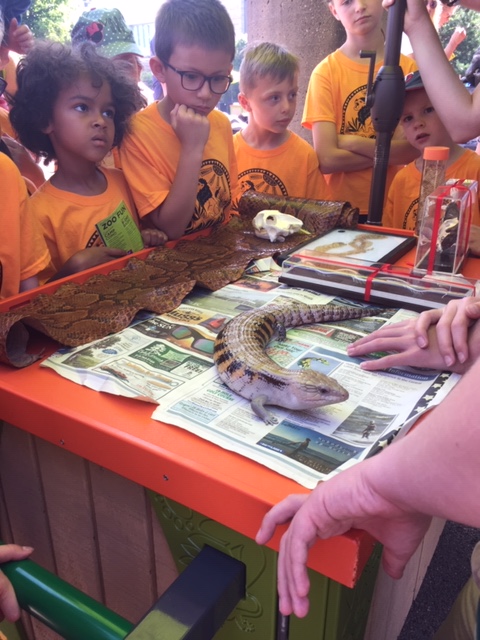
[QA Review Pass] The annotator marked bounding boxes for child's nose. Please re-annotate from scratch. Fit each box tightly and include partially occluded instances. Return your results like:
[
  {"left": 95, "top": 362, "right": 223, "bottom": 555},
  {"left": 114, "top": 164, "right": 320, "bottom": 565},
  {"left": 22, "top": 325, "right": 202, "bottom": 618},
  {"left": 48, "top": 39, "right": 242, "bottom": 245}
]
[
  {"left": 197, "top": 79, "right": 213, "bottom": 98},
  {"left": 93, "top": 112, "right": 108, "bottom": 127},
  {"left": 354, "top": 0, "right": 367, "bottom": 11}
]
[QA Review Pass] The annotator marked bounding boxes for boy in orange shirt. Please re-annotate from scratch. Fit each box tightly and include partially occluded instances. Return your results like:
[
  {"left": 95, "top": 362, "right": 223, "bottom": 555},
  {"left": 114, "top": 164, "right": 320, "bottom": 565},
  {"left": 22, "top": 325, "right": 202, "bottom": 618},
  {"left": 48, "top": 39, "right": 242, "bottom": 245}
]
[
  {"left": 234, "top": 42, "right": 327, "bottom": 202},
  {"left": 118, "top": 0, "right": 238, "bottom": 241},
  {"left": 383, "top": 71, "right": 480, "bottom": 234},
  {"left": 302, "top": 0, "right": 418, "bottom": 220}
]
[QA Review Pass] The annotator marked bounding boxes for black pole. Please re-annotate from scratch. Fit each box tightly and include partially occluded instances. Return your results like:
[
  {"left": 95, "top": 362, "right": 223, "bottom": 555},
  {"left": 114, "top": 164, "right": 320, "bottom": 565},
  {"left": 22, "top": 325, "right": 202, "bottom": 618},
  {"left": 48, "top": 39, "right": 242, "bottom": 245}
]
[{"left": 366, "top": 0, "right": 407, "bottom": 225}]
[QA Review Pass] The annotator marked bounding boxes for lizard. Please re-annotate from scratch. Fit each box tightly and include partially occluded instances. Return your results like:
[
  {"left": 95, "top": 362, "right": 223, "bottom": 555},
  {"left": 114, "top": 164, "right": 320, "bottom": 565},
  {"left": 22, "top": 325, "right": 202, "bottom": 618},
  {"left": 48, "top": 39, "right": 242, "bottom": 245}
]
[{"left": 213, "top": 301, "right": 386, "bottom": 424}]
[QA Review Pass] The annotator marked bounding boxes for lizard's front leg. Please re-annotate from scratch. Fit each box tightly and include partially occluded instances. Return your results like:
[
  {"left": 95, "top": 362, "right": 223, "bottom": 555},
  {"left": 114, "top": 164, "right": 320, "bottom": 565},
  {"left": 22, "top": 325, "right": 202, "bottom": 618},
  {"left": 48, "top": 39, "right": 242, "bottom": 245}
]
[{"left": 251, "top": 395, "right": 279, "bottom": 425}]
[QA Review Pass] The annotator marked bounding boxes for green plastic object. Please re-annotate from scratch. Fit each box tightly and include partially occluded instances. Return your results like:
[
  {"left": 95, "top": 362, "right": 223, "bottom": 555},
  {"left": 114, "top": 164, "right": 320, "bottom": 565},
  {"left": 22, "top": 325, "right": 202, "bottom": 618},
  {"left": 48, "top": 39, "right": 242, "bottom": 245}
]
[{"left": 1, "top": 545, "right": 134, "bottom": 640}]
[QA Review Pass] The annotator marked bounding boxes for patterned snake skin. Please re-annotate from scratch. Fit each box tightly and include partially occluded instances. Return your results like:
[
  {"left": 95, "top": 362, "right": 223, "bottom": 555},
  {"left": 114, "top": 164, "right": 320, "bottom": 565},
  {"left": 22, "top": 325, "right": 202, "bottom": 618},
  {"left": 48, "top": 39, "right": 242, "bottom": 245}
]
[{"left": 0, "top": 194, "right": 359, "bottom": 367}]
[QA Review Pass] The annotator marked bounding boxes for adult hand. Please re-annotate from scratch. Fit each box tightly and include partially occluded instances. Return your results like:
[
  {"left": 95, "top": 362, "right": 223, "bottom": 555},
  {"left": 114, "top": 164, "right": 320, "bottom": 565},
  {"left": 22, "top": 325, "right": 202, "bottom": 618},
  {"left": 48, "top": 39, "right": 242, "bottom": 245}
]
[
  {"left": 449, "top": 26, "right": 467, "bottom": 49},
  {"left": 0, "top": 544, "right": 33, "bottom": 622},
  {"left": 5, "top": 20, "right": 34, "bottom": 55},
  {"left": 170, "top": 103, "right": 210, "bottom": 152},
  {"left": 382, "top": 0, "right": 431, "bottom": 35},
  {"left": 256, "top": 460, "right": 431, "bottom": 617}
]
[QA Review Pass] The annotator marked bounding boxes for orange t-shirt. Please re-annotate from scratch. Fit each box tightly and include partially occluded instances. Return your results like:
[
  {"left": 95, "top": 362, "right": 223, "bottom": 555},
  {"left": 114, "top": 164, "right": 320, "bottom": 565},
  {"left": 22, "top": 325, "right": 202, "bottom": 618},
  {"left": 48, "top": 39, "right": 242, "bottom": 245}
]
[{"left": 0, "top": 153, "right": 50, "bottom": 298}]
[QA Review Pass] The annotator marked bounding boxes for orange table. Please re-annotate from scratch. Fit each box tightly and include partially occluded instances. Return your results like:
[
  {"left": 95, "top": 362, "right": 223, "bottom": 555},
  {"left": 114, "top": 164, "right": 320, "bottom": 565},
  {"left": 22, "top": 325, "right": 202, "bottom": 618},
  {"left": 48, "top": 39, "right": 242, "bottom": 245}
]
[{"left": 1, "top": 244, "right": 479, "bottom": 586}]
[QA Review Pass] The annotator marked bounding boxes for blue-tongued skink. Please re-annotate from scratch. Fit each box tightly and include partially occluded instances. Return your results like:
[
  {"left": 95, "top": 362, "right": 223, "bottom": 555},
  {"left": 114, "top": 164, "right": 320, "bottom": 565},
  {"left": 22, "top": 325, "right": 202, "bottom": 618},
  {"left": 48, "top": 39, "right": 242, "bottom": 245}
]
[{"left": 213, "top": 301, "right": 385, "bottom": 424}]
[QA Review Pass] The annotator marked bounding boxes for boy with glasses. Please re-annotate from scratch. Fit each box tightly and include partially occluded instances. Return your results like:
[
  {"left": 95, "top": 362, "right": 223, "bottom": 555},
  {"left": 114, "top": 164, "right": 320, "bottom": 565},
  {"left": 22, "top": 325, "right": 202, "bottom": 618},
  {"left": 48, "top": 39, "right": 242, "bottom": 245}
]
[{"left": 118, "top": 0, "right": 239, "bottom": 242}]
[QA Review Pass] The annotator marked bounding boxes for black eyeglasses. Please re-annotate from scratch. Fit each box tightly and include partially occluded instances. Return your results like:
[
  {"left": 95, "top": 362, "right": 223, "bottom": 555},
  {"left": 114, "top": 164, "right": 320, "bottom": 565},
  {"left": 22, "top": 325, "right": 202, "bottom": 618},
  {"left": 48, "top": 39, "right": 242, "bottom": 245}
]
[
  {"left": 163, "top": 61, "right": 232, "bottom": 95},
  {"left": 0, "top": 78, "right": 7, "bottom": 98}
]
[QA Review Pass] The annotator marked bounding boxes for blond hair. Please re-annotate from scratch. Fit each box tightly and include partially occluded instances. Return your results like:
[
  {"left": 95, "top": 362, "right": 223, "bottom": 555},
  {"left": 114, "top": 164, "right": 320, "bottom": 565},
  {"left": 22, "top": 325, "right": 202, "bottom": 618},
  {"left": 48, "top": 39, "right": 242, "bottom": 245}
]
[{"left": 239, "top": 42, "right": 299, "bottom": 94}]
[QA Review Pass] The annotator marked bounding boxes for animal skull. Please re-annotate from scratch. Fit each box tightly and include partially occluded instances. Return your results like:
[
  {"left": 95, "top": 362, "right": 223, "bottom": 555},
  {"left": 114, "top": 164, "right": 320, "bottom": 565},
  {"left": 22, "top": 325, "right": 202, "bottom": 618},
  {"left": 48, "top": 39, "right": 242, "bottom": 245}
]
[{"left": 252, "top": 210, "right": 304, "bottom": 242}]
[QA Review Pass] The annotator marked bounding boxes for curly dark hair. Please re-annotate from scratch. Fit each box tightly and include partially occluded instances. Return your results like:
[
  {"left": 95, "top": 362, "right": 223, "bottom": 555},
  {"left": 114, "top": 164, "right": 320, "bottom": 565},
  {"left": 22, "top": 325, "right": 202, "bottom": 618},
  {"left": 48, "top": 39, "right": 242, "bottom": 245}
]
[{"left": 9, "top": 41, "right": 144, "bottom": 164}]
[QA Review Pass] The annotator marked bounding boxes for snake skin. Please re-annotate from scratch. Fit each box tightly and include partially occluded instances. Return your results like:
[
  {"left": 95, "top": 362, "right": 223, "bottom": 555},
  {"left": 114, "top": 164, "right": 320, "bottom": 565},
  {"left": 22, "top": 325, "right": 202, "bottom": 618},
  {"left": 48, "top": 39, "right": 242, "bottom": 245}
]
[{"left": 0, "top": 194, "right": 359, "bottom": 367}]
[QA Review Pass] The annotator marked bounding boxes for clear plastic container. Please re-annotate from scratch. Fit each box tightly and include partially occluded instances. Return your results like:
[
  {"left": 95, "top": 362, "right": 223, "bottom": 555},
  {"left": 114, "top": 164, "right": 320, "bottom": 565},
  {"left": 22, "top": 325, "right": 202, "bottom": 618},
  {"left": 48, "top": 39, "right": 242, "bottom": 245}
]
[{"left": 415, "top": 146, "right": 449, "bottom": 235}]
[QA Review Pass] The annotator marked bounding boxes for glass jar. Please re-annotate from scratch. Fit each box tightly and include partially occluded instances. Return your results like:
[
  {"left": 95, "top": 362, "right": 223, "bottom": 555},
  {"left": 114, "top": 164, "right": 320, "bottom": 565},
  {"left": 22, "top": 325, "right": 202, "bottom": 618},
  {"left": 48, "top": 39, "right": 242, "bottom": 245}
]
[{"left": 415, "top": 146, "right": 450, "bottom": 235}]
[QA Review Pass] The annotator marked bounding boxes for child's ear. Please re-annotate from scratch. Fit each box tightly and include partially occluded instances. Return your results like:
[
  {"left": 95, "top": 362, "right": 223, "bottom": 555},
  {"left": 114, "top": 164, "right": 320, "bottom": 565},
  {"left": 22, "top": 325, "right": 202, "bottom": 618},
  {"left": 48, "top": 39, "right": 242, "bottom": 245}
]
[
  {"left": 42, "top": 122, "right": 54, "bottom": 135},
  {"left": 150, "top": 56, "right": 167, "bottom": 83},
  {"left": 238, "top": 92, "right": 251, "bottom": 113},
  {"left": 327, "top": 1, "right": 340, "bottom": 21}
]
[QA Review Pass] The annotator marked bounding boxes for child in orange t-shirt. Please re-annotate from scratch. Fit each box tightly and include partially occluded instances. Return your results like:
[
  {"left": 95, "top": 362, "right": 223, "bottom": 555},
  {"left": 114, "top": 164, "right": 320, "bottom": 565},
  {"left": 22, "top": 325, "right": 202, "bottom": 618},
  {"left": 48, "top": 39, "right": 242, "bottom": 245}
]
[
  {"left": 0, "top": 152, "right": 50, "bottom": 298},
  {"left": 302, "top": 0, "right": 418, "bottom": 220},
  {"left": 10, "top": 41, "right": 166, "bottom": 283},
  {"left": 234, "top": 42, "right": 327, "bottom": 202}
]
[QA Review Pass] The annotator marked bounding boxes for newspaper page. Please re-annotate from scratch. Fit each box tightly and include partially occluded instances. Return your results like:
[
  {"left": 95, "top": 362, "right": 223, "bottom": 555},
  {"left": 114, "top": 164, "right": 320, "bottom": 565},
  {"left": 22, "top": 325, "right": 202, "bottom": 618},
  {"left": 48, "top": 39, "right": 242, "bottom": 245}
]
[{"left": 43, "top": 273, "right": 460, "bottom": 488}]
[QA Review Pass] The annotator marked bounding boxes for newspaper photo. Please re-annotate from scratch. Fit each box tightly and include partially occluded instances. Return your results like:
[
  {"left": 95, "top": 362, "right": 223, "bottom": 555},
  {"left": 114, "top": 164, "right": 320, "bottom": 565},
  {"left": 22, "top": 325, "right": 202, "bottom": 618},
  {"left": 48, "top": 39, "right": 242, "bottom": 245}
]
[{"left": 43, "top": 272, "right": 460, "bottom": 488}]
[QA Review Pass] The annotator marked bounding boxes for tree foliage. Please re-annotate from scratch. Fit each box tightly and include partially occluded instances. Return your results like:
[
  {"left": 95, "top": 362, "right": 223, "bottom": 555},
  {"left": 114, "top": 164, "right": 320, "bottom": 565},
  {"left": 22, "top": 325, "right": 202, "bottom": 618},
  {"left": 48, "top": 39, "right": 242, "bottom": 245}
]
[
  {"left": 22, "top": 0, "right": 83, "bottom": 43},
  {"left": 439, "top": 7, "right": 480, "bottom": 77}
]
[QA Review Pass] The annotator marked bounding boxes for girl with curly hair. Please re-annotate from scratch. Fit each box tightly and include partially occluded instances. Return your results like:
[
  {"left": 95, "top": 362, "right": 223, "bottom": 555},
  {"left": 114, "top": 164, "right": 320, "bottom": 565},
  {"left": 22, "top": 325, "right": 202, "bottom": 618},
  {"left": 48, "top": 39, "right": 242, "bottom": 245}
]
[{"left": 9, "top": 40, "right": 166, "bottom": 282}]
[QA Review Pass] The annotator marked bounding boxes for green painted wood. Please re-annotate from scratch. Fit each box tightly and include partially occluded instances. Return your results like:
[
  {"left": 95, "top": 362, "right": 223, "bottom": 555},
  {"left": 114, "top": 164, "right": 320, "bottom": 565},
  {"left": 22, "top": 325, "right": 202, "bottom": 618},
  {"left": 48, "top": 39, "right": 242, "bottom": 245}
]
[
  {"left": 0, "top": 619, "right": 27, "bottom": 640},
  {"left": 149, "top": 492, "right": 381, "bottom": 640}
]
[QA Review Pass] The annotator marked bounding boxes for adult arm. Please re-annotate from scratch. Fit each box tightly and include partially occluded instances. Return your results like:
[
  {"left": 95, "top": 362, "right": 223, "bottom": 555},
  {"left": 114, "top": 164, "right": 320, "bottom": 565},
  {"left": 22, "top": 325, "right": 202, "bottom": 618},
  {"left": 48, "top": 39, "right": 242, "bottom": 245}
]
[
  {"left": 256, "top": 357, "right": 480, "bottom": 616},
  {"left": 0, "top": 544, "right": 33, "bottom": 622},
  {"left": 392, "top": 0, "right": 480, "bottom": 142}
]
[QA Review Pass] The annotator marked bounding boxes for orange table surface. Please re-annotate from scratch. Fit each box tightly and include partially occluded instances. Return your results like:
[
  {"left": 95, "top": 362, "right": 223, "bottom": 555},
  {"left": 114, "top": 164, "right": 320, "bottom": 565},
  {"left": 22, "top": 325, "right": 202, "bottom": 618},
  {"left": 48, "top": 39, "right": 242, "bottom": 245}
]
[{"left": 1, "top": 241, "right": 479, "bottom": 590}]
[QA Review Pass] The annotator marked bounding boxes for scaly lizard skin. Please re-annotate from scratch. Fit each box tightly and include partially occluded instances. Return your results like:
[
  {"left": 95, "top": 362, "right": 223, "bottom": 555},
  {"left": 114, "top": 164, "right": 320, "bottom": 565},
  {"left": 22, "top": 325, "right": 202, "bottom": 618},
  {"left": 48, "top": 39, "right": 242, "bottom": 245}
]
[{"left": 213, "top": 301, "right": 385, "bottom": 424}]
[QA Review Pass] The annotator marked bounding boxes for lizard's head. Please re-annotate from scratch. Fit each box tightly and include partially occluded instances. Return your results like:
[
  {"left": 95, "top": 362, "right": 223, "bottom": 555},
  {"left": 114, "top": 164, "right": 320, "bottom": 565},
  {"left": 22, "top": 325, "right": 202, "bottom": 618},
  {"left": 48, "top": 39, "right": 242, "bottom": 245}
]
[{"left": 284, "top": 370, "right": 349, "bottom": 410}]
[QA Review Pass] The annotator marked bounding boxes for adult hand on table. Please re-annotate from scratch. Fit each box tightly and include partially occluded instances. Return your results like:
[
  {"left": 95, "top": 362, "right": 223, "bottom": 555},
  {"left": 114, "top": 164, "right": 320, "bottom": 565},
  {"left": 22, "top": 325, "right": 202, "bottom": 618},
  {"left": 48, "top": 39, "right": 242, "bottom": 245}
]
[
  {"left": 0, "top": 544, "right": 33, "bottom": 622},
  {"left": 255, "top": 460, "right": 431, "bottom": 618}
]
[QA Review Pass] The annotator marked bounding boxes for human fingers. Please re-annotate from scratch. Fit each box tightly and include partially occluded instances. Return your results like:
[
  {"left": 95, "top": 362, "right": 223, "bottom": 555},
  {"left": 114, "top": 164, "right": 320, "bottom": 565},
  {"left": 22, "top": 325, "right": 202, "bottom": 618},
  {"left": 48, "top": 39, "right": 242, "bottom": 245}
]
[
  {"left": 277, "top": 529, "right": 311, "bottom": 617},
  {"left": 347, "top": 320, "right": 415, "bottom": 357},
  {"left": 434, "top": 298, "right": 480, "bottom": 365},
  {"left": 7, "top": 21, "right": 34, "bottom": 54},
  {"left": 255, "top": 494, "right": 308, "bottom": 546},
  {"left": 0, "top": 571, "right": 19, "bottom": 622},
  {"left": 0, "top": 545, "right": 33, "bottom": 622},
  {"left": 141, "top": 229, "right": 168, "bottom": 247},
  {"left": 358, "top": 350, "right": 419, "bottom": 371},
  {"left": 414, "top": 308, "right": 443, "bottom": 348},
  {"left": 172, "top": 104, "right": 209, "bottom": 139},
  {"left": 0, "top": 544, "right": 33, "bottom": 563}
]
